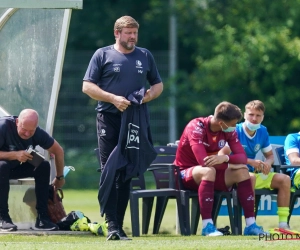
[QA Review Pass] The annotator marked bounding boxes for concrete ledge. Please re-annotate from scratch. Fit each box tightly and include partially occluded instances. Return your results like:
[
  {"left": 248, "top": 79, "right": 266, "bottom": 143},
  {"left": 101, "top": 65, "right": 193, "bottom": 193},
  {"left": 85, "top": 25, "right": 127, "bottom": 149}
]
[{"left": 9, "top": 178, "right": 35, "bottom": 185}]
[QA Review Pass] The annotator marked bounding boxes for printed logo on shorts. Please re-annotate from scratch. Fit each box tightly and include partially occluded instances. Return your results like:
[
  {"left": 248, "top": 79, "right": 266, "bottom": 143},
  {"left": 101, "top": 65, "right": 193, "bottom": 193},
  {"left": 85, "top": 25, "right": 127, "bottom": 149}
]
[
  {"left": 126, "top": 123, "right": 139, "bottom": 149},
  {"left": 113, "top": 67, "right": 120, "bottom": 72},
  {"left": 99, "top": 129, "right": 106, "bottom": 137},
  {"left": 180, "top": 170, "right": 186, "bottom": 179}
]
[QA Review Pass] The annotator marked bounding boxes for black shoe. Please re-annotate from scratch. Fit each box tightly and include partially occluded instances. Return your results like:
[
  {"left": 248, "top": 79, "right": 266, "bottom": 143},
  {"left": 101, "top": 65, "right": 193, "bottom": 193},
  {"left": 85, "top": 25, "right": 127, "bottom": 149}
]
[
  {"left": 106, "top": 221, "right": 120, "bottom": 241},
  {"left": 119, "top": 228, "right": 132, "bottom": 240},
  {"left": 0, "top": 215, "right": 17, "bottom": 231},
  {"left": 106, "top": 230, "right": 120, "bottom": 241},
  {"left": 33, "top": 216, "right": 58, "bottom": 231}
]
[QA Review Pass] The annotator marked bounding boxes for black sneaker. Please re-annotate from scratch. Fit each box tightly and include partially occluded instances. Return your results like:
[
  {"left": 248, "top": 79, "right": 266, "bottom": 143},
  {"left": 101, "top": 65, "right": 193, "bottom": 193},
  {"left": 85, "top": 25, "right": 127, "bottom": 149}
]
[
  {"left": 33, "top": 216, "right": 58, "bottom": 231},
  {"left": 119, "top": 228, "right": 132, "bottom": 240},
  {"left": 106, "top": 230, "right": 120, "bottom": 241},
  {"left": 0, "top": 215, "right": 17, "bottom": 231},
  {"left": 106, "top": 221, "right": 120, "bottom": 241}
]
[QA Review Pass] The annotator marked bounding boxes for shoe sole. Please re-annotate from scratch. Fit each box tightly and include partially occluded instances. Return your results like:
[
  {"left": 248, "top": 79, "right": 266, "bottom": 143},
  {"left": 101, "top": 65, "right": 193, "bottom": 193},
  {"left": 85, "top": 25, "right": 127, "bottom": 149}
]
[
  {"left": 0, "top": 227, "right": 17, "bottom": 232},
  {"left": 106, "top": 232, "right": 120, "bottom": 241},
  {"left": 202, "top": 233, "right": 223, "bottom": 236},
  {"left": 120, "top": 237, "right": 132, "bottom": 240},
  {"left": 30, "top": 226, "right": 58, "bottom": 231}
]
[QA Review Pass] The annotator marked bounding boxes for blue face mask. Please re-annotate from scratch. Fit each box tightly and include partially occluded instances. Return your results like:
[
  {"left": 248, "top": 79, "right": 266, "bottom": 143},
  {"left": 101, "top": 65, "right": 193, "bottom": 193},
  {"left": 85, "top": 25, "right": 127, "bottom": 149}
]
[
  {"left": 245, "top": 120, "right": 261, "bottom": 131},
  {"left": 221, "top": 122, "right": 236, "bottom": 133}
]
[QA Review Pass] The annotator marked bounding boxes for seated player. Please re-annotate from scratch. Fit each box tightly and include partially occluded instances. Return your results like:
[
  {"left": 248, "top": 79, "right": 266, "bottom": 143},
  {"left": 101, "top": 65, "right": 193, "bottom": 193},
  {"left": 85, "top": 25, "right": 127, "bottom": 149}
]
[
  {"left": 219, "top": 100, "right": 291, "bottom": 229},
  {"left": 174, "top": 101, "right": 267, "bottom": 236}
]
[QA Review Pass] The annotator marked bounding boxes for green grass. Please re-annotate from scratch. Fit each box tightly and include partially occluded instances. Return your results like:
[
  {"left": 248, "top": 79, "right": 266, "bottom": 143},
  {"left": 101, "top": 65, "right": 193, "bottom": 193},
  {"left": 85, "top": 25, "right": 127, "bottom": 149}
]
[
  {"left": 60, "top": 189, "right": 300, "bottom": 234},
  {"left": 1, "top": 235, "right": 300, "bottom": 250},
  {"left": 1, "top": 189, "right": 300, "bottom": 249}
]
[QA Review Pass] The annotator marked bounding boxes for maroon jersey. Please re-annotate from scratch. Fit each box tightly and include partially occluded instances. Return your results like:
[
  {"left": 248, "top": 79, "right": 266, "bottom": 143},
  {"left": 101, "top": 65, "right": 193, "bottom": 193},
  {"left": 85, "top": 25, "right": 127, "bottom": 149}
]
[{"left": 174, "top": 116, "right": 246, "bottom": 170}]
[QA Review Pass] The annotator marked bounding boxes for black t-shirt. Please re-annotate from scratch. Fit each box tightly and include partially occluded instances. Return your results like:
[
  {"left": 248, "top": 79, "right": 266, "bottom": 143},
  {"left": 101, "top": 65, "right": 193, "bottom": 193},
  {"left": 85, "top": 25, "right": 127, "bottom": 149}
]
[
  {"left": 83, "top": 45, "right": 162, "bottom": 113},
  {"left": 0, "top": 116, "right": 54, "bottom": 152}
]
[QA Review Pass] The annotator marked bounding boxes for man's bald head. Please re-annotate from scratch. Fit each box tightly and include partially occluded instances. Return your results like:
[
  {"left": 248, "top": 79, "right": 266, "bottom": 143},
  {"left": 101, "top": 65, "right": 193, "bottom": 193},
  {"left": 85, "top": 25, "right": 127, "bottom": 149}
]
[
  {"left": 18, "top": 109, "right": 39, "bottom": 123},
  {"left": 16, "top": 109, "right": 39, "bottom": 139}
]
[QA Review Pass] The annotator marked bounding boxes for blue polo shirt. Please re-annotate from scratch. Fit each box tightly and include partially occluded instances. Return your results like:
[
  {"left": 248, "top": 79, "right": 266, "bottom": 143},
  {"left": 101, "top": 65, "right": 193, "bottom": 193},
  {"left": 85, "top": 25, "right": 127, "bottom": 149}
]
[{"left": 83, "top": 45, "right": 162, "bottom": 113}]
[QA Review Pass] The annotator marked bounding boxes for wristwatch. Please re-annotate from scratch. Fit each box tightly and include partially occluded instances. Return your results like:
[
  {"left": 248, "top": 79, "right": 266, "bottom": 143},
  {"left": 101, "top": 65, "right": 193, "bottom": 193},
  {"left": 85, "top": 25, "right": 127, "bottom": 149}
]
[{"left": 55, "top": 175, "right": 64, "bottom": 180}]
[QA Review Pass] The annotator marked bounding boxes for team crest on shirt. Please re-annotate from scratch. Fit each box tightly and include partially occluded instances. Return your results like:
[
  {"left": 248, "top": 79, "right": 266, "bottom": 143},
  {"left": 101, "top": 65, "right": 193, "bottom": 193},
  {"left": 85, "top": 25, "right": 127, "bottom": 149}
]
[
  {"left": 218, "top": 140, "right": 226, "bottom": 148},
  {"left": 254, "top": 144, "right": 261, "bottom": 153},
  {"left": 136, "top": 60, "right": 143, "bottom": 68}
]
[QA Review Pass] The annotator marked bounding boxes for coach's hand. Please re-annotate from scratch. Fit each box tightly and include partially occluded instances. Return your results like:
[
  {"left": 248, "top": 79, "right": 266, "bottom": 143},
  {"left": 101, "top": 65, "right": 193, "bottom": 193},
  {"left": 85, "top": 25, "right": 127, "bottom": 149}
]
[{"left": 52, "top": 178, "right": 65, "bottom": 189}]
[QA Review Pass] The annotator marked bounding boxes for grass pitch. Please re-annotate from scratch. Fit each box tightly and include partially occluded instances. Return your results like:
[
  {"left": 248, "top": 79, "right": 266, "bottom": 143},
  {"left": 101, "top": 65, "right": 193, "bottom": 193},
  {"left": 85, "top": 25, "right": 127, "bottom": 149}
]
[{"left": 1, "top": 189, "right": 300, "bottom": 249}]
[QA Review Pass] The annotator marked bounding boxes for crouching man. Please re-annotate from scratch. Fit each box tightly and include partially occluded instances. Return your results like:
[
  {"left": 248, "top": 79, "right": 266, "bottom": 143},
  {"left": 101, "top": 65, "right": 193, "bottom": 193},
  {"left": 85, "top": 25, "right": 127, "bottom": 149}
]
[{"left": 0, "top": 109, "right": 65, "bottom": 231}]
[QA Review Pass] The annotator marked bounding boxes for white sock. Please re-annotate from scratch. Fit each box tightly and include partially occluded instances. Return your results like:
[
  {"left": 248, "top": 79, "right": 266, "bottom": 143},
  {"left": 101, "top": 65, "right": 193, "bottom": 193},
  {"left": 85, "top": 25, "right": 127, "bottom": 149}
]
[
  {"left": 245, "top": 217, "right": 255, "bottom": 227},
  {"left": 202, "top": 219, "right": 213, "bottom": 228},
  {"left": 279, "top": 222, "right": 289, "bottom": 229}
]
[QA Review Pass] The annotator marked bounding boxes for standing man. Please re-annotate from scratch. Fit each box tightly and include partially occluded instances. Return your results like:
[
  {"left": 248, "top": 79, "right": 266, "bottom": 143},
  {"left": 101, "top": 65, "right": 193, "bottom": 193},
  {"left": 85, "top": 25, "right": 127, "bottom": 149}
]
[
  {"left": 219, "top": 100, "right": 291, "bottom": 229},
  {"left": 82, "top": 16, "right": 163, "bottom": 240},
  {"left": 174, "top": 101, "right": 267, "bottom": 236},
  {"left": 0, "top": 109, "right": 65, "bottom": 231},
  {"left": 284, "top": 132, "right": 300, "bottom": 191}
]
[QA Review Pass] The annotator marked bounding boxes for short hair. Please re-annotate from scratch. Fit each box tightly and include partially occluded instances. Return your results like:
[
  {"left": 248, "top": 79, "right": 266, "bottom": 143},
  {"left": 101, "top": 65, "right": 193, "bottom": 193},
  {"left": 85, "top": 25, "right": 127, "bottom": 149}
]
[
  {"left": 214, "top": 101, "right": 243, "bottom": 122},
  {"left": 245, "top": 100, "right": 265, "bottom": 113},
  {"left": 114, "top": 16, "right": 139, "bottom": 32}
]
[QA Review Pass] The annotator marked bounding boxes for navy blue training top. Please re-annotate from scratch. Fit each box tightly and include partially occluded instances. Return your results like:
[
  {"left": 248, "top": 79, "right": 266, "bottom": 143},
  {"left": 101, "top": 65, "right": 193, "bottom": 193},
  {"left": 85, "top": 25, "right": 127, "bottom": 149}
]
[{"left": 83, "top": 45, "right": 162, "bottom": 113}]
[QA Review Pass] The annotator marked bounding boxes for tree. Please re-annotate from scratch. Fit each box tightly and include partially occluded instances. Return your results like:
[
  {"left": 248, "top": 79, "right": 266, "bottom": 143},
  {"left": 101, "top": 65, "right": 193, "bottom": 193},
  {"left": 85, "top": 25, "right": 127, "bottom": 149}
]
[
  {"left": 174, "top": 0, "right": 300, "bottom": 135},
  {"left": 55, "top": 0, "right": 300, "bottom": 188}
]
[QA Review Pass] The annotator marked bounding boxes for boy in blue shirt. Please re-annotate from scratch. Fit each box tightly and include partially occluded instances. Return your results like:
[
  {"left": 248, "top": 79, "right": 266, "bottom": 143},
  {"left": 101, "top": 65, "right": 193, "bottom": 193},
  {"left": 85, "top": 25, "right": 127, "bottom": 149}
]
[
  {"left": 284, "top": 132, "right": 300, "bottom": 191},
  {"left": 219, "top": 100, "right": 291, "bottom": 229}
]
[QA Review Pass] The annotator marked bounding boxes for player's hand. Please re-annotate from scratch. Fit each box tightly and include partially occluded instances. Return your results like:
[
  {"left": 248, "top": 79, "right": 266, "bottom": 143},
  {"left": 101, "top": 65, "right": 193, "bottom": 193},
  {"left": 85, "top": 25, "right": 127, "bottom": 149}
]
[
  {"left": 113, "top": 95, "right": 131, "bottom": 112},
  {"left": 204, "top": 155, "right": 226, "bottom": 167},
  {"left": 259, "top": 162, "right": 271, "bottom": 175},
  {"left": 254, "top": 160, "right": 271, "bottom": 174}
]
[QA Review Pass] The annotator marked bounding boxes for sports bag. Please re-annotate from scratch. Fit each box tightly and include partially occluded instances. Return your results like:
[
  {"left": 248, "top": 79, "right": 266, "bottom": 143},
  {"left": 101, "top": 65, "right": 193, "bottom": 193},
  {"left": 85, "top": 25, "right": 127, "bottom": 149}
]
[{"left": 47, "top": 185, "right": 67, "bottom": 224}]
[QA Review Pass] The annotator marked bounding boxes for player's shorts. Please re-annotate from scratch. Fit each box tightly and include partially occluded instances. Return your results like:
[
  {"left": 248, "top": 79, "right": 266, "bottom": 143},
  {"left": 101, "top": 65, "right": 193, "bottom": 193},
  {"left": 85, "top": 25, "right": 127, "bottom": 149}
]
[
  {"left": 293, "top": 169, "right": 300, "bottom": 189},
  {"left": 214, "top": 169, "right": 231, "bottom": 191},
  {"left": 254, "top": 172, "right": 276, "bottom": 190},
  {"left": 180, "top": 167, "right": 230, "bottom": 192}
]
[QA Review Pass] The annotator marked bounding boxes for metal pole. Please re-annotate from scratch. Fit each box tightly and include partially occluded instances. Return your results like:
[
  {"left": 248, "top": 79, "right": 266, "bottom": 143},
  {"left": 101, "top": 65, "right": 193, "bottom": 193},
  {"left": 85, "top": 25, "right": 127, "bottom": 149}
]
[
  {"left": 169, "top": 0, "right": 179, "bottom": 234},
  {"left": 168, "top": 0, "right": 177, "bottom": 144}
]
